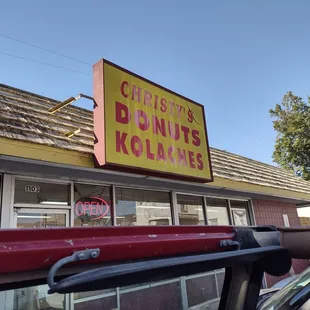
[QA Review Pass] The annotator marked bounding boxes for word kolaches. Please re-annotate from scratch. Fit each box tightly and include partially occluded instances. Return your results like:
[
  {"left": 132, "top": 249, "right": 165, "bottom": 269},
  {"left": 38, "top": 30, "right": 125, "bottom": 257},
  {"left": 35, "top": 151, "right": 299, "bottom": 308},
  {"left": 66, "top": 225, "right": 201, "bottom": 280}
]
[{"left": 114, "top": 80, "right": 205, "bottom": 170}]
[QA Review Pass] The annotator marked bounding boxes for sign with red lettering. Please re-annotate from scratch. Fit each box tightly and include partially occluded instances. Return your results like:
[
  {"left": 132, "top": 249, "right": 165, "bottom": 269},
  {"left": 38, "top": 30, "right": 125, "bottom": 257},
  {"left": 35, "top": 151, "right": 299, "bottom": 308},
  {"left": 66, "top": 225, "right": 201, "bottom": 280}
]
[
  {"left": 75, "top": 196, "right": 109, "bottom": 220},
  {"left": 93, "top": 59, "right": 213, "bottom": 182}
]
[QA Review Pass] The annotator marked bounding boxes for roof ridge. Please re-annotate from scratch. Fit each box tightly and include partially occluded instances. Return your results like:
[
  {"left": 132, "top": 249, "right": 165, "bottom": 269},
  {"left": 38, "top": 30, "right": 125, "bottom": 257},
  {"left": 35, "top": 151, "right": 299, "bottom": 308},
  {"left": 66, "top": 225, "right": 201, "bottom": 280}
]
[
  {"left": 0, "top": 83, "right": 58, "bottom": 103},
  {"left": 210, "top": 147, "right": 291, "bottom": 173},
  {"left": 0, "top": 104, "right": 93, "bottom": 134},
  {"left": 211, "top": 148, "right": 310, "bottom": 185},
  {"left": 0, "top": 83, "right": 92, "bottom": 115},
  {"left": 1, "top": 83, "right": 309, "bottom": 193},
  {"left": 211, "top": 153, "right": 296, "bottom": 180}
]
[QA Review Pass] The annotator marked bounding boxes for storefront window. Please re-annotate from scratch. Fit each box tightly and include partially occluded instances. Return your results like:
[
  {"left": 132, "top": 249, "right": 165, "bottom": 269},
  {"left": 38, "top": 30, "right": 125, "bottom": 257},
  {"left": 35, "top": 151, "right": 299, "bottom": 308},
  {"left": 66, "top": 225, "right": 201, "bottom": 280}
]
[
  {"left": 74, "top": 289, "right": 117, "bottom": 309},
  {"left": 74, "top": 296, "right": 117, "bottom": 310},
  {"left": 205, "top": 198, "right": 230, "bottom": 225},
  {"left": 13, "top": 285, "right": 65, "bottom": 309},
  {"left": 176, "top": 194, "right": 205, "bottom": 225},
  {"left": 0, "top": 174, "right": 2, "bottom": 224},
  {"left": 120, "top": 279, "right": 181, "bottom": 310},
  {"left": 115, "top": 188, "right": 172, "bottom": 226},
  {"left": 230, "top": 200, "right": 250, "bottom": 226},
  {"left": 16, "top": 212, "right": 66, "bottom": 228},
  {"left": 74, "top": 183, "right": 112, "bottom": 227},
  {"left": 14, "top": 180, "right": 70, "bottom": 205},
  {"left": 185, "top": 270, "right": 225, "bottom": 309}
]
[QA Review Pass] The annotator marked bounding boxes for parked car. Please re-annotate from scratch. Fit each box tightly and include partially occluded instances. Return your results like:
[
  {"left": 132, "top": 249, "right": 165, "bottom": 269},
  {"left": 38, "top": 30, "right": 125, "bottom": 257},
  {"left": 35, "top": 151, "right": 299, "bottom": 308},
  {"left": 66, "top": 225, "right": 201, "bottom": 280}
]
[
  {"left": 257, "top": 266, "right": 310, "bottom": 309},
  {"left": 257, "top": 275, "right": 297, "bottom": 307}
]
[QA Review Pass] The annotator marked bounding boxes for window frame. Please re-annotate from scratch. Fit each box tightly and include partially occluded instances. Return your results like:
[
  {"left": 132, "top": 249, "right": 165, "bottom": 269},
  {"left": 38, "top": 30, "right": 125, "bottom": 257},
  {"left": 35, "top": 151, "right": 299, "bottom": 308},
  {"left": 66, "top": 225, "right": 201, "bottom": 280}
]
[
  {"left": 114, "top": 186, "right": 174, "bottom": 227},
  {"left": 230, "top": 200, "right": 252, "bottom": 226},
  {"left": 73, "top": 183, "right": 113, "bottom": 227},
  {"left": 2, "top": 175, "right": 255, "bottom": 309},
  {"left": 176, "top": 193, "right": 206, "bottom": 226},
  {"left": 14, "top": 177, "right": 72, "bottom": 208}
]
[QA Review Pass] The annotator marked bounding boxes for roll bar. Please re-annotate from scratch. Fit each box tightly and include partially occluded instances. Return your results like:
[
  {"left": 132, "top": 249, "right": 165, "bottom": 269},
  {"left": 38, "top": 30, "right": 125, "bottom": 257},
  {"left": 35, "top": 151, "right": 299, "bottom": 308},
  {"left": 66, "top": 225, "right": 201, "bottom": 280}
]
[{"left": 0, "top": 225, "right": 309, "bottom": 310}]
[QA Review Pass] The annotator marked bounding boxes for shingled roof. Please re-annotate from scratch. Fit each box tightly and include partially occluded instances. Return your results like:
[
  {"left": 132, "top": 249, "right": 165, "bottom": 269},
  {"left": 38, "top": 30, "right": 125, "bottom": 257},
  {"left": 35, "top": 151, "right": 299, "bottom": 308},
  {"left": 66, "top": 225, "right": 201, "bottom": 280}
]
[{"left": 0, "top": 83, "right": 310, "bottom": 195}]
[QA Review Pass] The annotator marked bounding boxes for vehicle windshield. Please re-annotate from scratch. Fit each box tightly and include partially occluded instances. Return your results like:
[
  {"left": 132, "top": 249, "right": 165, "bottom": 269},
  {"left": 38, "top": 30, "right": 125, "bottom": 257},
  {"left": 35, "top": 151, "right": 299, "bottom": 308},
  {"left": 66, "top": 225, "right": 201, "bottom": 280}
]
[
  {"left": 260, "top": 267, "right": 310, "bottom": 309},
  {"left": 7, "top": 269, "right": 226, "bottom": 310}
]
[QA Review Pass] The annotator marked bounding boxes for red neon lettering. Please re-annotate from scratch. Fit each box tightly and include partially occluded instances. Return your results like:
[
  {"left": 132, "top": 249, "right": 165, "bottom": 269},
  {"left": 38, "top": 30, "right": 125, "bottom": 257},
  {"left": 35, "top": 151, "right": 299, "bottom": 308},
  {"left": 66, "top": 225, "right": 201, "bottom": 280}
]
[
  {"left": 75, "top": 202, "right": 84, "bottom": 216},
  {"left": 120, "top": 81, "right": 129, "bottom": 98},
  {"left": 90, "top": 202, "right": 98, "bottom": 215},
  {"left": 90, "top": 196, "right": 109, "bottom": 220},
  {"left": 74, "top": 197, "right": 110, "bottom": 221},
  {"left": 84, "top": 201, "right": 91, "bottom": 212},
  {"left": 97, "top": 204, "right": 103, "bottom": 216}
]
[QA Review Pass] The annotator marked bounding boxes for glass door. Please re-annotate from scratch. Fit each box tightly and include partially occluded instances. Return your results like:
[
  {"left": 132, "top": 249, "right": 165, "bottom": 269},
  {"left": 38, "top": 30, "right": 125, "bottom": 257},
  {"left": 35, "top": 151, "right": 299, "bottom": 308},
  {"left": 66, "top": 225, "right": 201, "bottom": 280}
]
[
  {"left": 14, "top": 208, "right": 69, "bottom": 228},
  {"left": 10, "top": 208, "right": 69, "bottom": 310}
]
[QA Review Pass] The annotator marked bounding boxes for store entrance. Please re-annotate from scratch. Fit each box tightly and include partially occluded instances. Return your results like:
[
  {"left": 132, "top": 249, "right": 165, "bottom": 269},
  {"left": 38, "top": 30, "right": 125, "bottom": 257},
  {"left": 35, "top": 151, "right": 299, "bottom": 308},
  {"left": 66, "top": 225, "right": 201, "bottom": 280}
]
[
  {"left": 14, "top": 208, "right": 69, "bottom": 228},
  {"left": 11, "top": 208, "right": 70, "bottom": 310}
]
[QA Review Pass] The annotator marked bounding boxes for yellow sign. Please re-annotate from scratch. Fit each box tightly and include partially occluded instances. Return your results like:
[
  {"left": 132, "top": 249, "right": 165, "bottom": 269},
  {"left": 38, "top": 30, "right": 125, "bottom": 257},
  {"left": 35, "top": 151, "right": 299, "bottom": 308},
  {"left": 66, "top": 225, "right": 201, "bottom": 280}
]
[{"left": 94, "top": 60, "right": 213, "bottom": 182}]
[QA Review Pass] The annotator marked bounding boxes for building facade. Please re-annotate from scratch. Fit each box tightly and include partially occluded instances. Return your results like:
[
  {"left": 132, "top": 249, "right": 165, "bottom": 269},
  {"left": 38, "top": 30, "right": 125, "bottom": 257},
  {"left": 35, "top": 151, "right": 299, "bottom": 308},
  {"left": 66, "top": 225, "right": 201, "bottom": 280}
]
[{"left": 0, "top": 83, "right": 310, "bottom": 309}]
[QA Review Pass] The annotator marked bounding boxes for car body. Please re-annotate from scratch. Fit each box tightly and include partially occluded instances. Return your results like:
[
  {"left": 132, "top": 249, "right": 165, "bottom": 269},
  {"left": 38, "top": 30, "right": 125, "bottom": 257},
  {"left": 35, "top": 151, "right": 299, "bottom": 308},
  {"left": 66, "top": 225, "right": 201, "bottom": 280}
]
[
  {"left": 257, "top": 266, "right": 310, "bottom": 309},
  {"left": 257, "top": 275, "right": 297, "bottom": 307}
]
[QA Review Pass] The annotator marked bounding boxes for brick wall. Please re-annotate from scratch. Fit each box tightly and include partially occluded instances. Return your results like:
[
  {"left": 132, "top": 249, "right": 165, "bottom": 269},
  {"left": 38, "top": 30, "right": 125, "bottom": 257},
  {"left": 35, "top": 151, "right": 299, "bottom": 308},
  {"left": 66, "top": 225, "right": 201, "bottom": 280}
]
[{"left": 253, "top": 199, "right": 309, "bottom": 287}]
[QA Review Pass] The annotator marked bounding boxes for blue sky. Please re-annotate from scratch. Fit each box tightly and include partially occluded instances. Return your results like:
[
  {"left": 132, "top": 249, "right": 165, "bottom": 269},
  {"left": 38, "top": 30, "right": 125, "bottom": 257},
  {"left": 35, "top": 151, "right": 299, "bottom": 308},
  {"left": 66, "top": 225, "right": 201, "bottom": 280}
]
[{"left": 1, "top": 1, "right": 309, "bottom": 165}]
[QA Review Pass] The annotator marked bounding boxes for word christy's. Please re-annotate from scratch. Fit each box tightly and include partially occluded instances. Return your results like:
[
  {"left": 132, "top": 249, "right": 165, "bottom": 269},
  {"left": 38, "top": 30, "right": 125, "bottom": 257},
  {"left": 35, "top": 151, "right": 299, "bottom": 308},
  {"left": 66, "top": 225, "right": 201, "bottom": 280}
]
[{"left": 120, "top": 81, "right": 194, "bottom": 123}]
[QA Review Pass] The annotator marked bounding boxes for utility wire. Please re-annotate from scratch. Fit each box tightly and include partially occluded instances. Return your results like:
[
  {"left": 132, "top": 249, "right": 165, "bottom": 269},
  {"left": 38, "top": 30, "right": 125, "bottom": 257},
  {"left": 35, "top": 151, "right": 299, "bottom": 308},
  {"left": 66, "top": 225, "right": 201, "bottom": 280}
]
[
  {"left": 0, "top": 33, "right": 90, "bottom": 65},
  {"left": 0, "top": 51, "right": 89, "bottom": 75}
]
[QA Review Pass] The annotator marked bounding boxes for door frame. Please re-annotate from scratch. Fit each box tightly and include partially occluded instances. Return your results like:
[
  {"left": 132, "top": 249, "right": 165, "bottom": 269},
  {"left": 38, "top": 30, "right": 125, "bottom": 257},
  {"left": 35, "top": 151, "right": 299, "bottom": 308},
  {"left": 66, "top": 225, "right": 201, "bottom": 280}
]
[
  {"left": 5, "top": 208, "right": 70, "bottom": 310},
  {"left": 13, "top": 208, "right": 70, "bottom": 228}
]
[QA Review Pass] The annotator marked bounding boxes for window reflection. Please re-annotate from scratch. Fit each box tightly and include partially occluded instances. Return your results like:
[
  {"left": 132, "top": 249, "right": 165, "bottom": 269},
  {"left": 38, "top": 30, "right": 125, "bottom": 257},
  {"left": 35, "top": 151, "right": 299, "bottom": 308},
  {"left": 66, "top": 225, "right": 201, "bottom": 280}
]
[
  {"left": 205, "top": 198, "right": 230, "bottom": 225},
  {"left": 120, "top": 279, "right": 181, "bottom": 310},
  {"left": 186, "top": 270, "right": 225, "bottom": 309},
  {"left": 0, "top": 174, "right": 2, "bottom": 224},
  {"left": 17, "top": 213, "right": 66, "bottom": 228},
  {"left": 230, "top": 200, "right": 250, "bottom": 226},
  {"left": 13, "top": 285, "right": 65, "bottom": 310},
  {"left": 74, "top": 289, "right": 117, "bottom": 310},
  {"left": 14, "top": 180, "right": 70, "bottom": 205},
  {"left": 177, "top": 195, "right": 205, "bottom": 225},
  {"left": 115, "top": 188, "right": 172, "bottom": 226},
  {"left": 74, "top": 296, "right": 117, "bottom": 310}
]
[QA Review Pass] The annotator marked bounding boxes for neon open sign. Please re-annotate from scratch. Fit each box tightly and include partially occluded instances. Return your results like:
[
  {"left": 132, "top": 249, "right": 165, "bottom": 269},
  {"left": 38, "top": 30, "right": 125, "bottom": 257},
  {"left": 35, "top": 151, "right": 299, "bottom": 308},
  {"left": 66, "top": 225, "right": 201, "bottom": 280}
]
[{"left": 74, "top": 196, "right": 110, "bottom": 220}]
